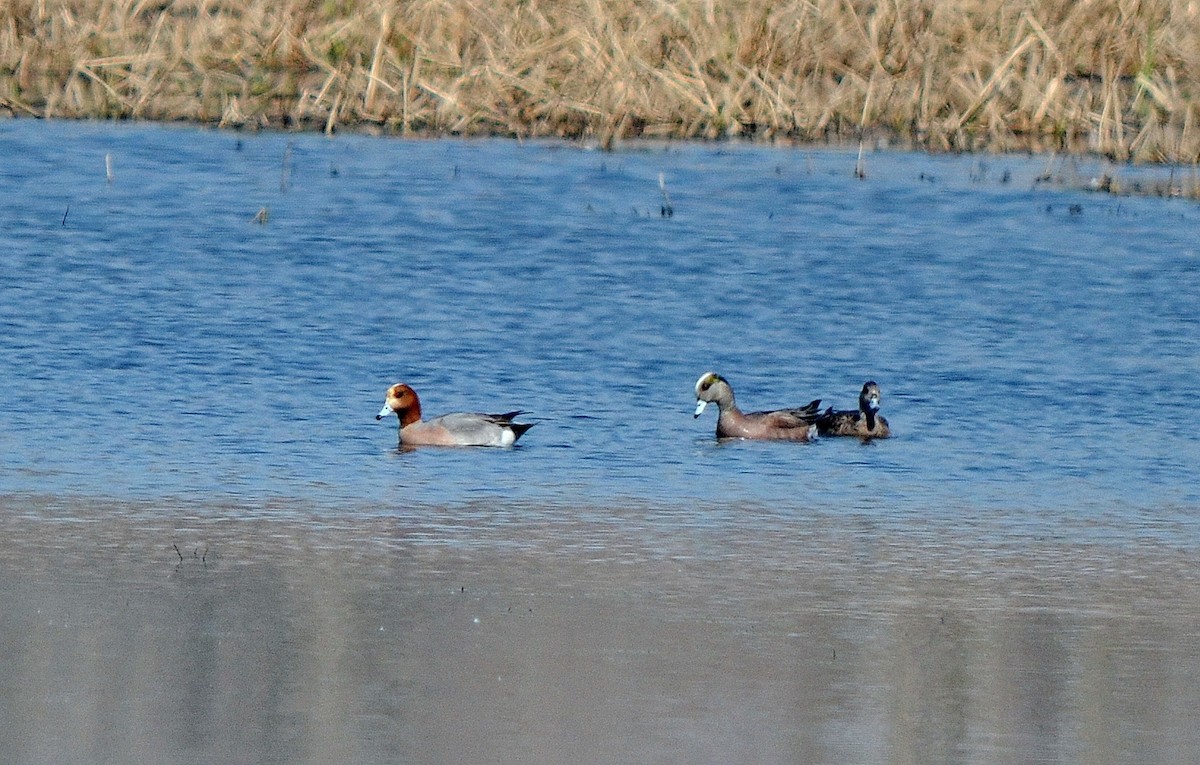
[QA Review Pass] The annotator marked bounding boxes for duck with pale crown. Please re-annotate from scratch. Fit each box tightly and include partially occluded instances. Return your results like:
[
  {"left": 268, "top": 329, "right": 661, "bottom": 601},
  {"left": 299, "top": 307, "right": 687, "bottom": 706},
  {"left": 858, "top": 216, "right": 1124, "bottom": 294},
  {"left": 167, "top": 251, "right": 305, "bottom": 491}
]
[{"left": 693, "top": 372, "right": 821, "bottom": 441}]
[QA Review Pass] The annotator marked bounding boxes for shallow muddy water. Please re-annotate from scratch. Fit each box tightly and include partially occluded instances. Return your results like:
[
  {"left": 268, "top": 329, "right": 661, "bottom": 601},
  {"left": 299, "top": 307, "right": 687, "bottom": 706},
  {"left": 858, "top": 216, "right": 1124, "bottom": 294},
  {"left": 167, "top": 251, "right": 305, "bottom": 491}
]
[
  {"left": 3, "top": 503, "right": 1199, "bottom": 765},
  {"left": 1, "top": 120, "right": 1199, "bottom": 763}
]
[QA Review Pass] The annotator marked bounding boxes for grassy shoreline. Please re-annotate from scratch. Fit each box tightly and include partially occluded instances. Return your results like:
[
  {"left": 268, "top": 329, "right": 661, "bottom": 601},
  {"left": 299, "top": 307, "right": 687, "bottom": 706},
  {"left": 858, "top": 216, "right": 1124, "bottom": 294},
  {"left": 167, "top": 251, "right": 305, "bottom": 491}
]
[{"left": 4, "top": 0, "right": 1200, "bottom": 164}]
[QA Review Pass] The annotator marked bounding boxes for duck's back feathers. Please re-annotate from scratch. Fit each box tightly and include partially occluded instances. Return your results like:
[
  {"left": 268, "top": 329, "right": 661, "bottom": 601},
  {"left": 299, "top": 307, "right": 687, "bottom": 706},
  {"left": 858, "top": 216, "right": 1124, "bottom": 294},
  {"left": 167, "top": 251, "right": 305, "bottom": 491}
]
[
  {"left": 486, "top": 411, "right": 535, "bottom": 440},
  {"left": 816, "top": 408, "right": 890, "bottom": 437},
  {"left": 815, "top": 381, "right": 890, "bottom": 438},
  {"left": 422, "top": 411, "right": 534, "bottom": 446},
  {"left": 742, "top": 399, "right": 822, "bottom": 430},
  {"left": 754, "top": 399, "right": 822, "bottom": 418}
]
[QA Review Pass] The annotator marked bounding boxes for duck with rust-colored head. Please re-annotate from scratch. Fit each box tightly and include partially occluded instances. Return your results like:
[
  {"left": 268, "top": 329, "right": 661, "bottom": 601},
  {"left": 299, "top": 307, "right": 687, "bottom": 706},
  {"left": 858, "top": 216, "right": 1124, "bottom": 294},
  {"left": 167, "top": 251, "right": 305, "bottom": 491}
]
[
  {"left": 375, "top": 382, "right": 534, "bottom": 447},
  {"left": 693, "top": 372, "right": 821, "bottom": 441},
  {"left": 816, "top": 381, "right": 891, "bottom": 439}
]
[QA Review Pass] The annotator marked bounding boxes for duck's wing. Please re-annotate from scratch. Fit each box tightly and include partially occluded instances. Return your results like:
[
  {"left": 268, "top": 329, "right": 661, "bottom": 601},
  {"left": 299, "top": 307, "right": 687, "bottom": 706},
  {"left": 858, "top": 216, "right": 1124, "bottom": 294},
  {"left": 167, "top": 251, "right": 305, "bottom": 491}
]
[
  {"left": 752, "top": 399, "right": 822, "bottom": 430},
  {"left": 483, "top": 411, "right": 535, "bottom": 440},
  {"left": 815, "top": 407, "right": 862, "bottom": 436},
  {"left": 418, "top": 412, "right": 518, "bottom": 446},
  {"left": 485, "top": 410, "right": 528, "bottom": 424}
]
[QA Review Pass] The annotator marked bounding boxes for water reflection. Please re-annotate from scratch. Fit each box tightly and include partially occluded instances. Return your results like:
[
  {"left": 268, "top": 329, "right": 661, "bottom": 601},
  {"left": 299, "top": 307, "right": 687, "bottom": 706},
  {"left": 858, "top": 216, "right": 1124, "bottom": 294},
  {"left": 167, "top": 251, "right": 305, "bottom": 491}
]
[{"left": 3, "top": 499, "right": 1199, "bottom": 764}]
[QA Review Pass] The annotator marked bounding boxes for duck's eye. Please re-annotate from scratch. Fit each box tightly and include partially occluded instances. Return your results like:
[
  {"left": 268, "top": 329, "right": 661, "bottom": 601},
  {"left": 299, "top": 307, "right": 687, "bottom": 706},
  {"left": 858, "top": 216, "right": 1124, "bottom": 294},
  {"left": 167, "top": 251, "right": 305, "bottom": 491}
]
[{"left": 701, "top": 381, "right": 711, "bottom": 391}]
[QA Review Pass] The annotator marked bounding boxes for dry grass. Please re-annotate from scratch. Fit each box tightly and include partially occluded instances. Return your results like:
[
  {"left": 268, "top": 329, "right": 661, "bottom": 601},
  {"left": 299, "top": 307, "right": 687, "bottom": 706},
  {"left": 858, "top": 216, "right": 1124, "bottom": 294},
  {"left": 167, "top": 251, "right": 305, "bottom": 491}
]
[{"left": 4, "top": 0, "right": 1200, "bottom": 162}]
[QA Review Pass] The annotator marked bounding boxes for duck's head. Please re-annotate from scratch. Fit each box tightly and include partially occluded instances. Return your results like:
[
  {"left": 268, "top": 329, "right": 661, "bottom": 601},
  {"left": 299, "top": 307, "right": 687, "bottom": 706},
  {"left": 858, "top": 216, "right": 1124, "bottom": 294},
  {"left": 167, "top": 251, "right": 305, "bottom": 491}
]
[
  {"left": 694, "top": 372, "right": 733, "bottom": 417},
  {"left": 859, "top": 381, "right": 882, "bottom": 413},
  {"left": 377, "top": 383, "right": 422, "bottom": 424}
]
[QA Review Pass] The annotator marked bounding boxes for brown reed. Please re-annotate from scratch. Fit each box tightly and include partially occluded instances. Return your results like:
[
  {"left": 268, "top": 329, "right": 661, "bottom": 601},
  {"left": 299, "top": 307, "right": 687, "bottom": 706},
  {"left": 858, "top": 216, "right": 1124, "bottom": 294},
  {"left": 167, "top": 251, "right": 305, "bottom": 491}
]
[{"left": 3, "top": 0, "right": 1200, "bottom": 163}]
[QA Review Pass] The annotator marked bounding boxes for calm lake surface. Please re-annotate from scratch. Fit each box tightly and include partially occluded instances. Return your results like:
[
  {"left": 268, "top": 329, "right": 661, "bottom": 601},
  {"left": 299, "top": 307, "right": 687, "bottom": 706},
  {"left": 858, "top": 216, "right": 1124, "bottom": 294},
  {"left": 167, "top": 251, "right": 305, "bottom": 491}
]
[{"left": 2, "top": 120, "right": 1199, "bottom": 763}]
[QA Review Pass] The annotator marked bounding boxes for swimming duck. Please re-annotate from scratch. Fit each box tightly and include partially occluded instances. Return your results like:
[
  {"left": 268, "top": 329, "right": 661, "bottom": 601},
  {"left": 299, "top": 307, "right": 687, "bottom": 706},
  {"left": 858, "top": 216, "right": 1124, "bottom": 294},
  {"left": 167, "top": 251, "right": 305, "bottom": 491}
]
[
  {"left": 815, "top": 381, "right": 891, "bottom": 438},
  {"left": 693, "top": 372, "right": 821, "bottom": 441},
  {"left": 375, "top": 383, "right": 533, "bottom": 447}
]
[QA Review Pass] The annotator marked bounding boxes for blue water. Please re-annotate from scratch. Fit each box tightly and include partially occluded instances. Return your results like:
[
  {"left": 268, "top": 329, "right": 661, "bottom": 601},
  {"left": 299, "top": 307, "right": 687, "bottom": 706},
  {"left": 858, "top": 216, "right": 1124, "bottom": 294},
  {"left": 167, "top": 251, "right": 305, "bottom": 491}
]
[
  {"left": 2, "top": 120, "right": 1198, "bottom": 523},
  {"left": 6, "top": 121, "right": 1200, "bottom": 765}
]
